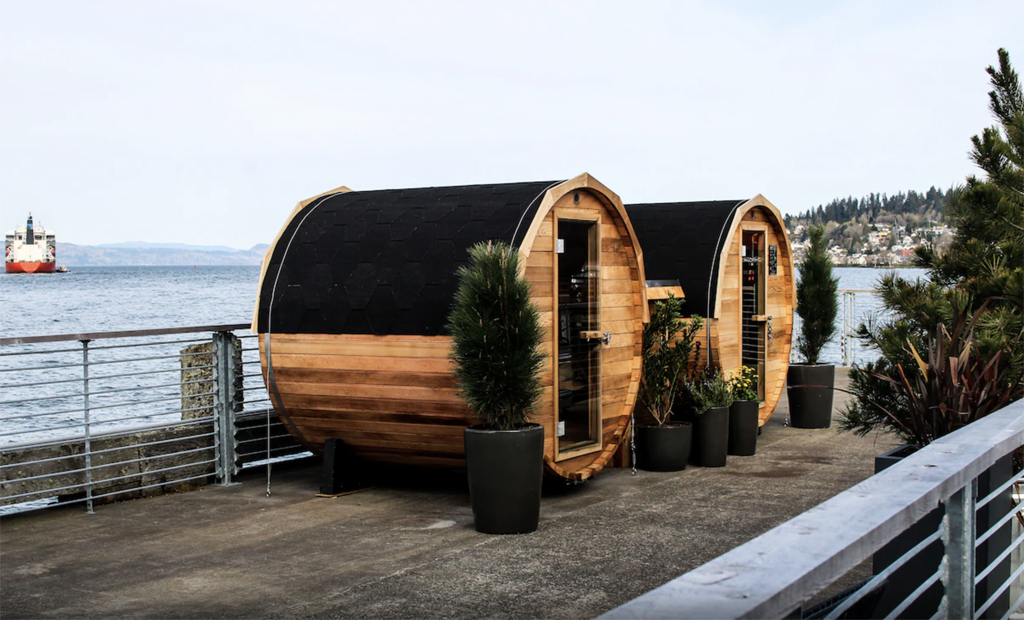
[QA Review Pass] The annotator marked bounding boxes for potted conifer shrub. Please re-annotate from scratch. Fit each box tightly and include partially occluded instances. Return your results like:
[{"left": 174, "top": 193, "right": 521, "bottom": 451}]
[
  {"left": 788, "top": 225, "right": 838, "bottom": 428},
  {"left": 688, "top": 366, "right": 733, "bottom": 467},
  {"left": 635, "top": 295, "right": 703, "bottom": 471},
  {"left": 448, "top": 241, "right": 545, "bottom": 535},
  {"left": 727, "top": 365, "right": 759, "bottom": 456}
]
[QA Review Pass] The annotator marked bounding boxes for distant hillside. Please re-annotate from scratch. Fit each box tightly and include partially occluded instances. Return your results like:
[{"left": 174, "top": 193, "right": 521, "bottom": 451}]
[
  {"left": 783, "top": 187, "right": 955, "bottom": 264},
  {"left": 785, "top": 187, "right": 950, "bottom": 240},
  {"left": 58, "top": 243, "right": 268, "bottom": 266},
  {"left": 97, "top": 241, "right": 249, "bottom": 253}
]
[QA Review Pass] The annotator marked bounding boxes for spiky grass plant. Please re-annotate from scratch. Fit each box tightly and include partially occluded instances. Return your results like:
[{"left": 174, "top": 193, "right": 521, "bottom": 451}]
[
  {"left": 638, "top": 295, "right": 704, "bottom": 425},
  {"left": 841, "top": 302, "right": 1023, "bottom": 446},
  {"left": 796, "top": 225, "right": 839, "bottom": 364},
  {"left": 447, "top": 241, "right": 544, "bottom": 430}
]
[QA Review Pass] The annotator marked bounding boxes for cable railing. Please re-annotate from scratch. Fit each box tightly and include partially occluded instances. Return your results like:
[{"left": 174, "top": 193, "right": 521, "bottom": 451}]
[
  {"left": 790, "top": 289, "right": 882, "bottom": 367},
  {"left": 0, "top": 324, "right": 310, "bottom": 515},
  {"left": 597, "top": 399, "right": 1024, "bottom": 620}
]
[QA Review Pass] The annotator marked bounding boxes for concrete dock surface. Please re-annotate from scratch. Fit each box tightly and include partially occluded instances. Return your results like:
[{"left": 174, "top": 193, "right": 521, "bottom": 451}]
[{"left": 2, "top": 369, "right": 900, "bottom": 619}]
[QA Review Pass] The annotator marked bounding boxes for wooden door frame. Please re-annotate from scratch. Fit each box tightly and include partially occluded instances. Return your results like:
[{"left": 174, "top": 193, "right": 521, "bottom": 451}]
[
  {"left": 738, "top": 223, "right": 769, "bottom": 402},
  {"left": 552, "top": 208, "right": 604, "bottom": 461}
]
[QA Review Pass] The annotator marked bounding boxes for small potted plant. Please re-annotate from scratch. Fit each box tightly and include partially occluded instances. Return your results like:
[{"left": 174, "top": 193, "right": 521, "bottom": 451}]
[
  {"left": 448, "top": 241, "right": 545, "bottom": 535},
  {"left": 727, "top": 365, "right": 759, "bottom": 456},
  {"left": 788, "top": 225, "right": 838, "bottom": 428},
  {"left": 688, "top": 366, "right": 733, "bottom": 467},
  {"left": 635, "top": 295, "right": 703, "bottom": 471}
]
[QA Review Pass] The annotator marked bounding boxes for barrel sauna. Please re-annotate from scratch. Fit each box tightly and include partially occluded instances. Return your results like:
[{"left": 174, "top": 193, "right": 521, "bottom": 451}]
[
  {"left": 253, "top": 173, "right": 649, "bottom": 481},
  {"left": 626, "top": 196, "right": 795, "bottom": 424}
]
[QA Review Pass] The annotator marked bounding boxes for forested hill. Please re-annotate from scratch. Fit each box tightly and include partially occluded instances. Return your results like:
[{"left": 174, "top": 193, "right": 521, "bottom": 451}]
[
  {"left": 785, "top": 187, "right": 951, "bottom": 232},
  {"left": 783, "top": 187, "right": 955, "bottom": 264}
]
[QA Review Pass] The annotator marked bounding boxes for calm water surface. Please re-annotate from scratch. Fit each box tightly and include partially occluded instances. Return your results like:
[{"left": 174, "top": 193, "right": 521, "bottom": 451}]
[
  {"left": 1, "top": 265, "right": 260, "bottom": 338},
  {"left": 0, "top": 266, "right": 263, "bottom": 445},
  {"left": 796, "top": 267, "right": 928, "bottom": 366},
  {"left": 1, "top": 265, "right": 925, "bottom": 345},
  {"left": 0, "top": 265, "right": 925, "bottom": 445}
]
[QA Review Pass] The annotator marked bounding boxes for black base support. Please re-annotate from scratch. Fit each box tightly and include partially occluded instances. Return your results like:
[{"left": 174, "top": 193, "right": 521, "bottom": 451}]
[{"left": 320, "top": 438, "right": 363, "bottom": 495}]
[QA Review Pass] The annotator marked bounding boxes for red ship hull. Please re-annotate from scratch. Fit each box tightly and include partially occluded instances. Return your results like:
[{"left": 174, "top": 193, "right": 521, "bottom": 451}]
[{"left": 5, "top": 261, "right": 56, "bottom": 274}]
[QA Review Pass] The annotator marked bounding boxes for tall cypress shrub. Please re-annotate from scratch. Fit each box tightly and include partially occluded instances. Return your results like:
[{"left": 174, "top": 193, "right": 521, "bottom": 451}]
[
  {"left": 447, "top": 241, "right": 544, "bottom": 430},
  {"left": 796, "top": 225, "right": 839, "bottom": 364}
]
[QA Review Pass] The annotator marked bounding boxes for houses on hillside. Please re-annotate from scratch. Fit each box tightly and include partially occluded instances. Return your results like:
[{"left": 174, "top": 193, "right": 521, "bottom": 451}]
[{"left": 788, "top": 222, "right": 952, "bottom": 266}]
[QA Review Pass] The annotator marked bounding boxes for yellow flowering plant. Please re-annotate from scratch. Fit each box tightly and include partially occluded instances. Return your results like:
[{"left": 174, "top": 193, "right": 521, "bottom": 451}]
[{"left": 729, "top": 365, "right": 759, "bottom": 402}]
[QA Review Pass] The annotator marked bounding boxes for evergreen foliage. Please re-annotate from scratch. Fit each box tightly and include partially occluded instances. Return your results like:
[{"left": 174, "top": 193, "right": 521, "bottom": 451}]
[
  {"left": 447, "top": 241, "right": 544, "bottom": 430},
  {"left": 795, "top": 226, "right": 839, "bottom": 364},
  {"left": 785, "top": 188, "right": 953, "bottom": 256},
  {"left": 915, "top": 47, "right": 1023, "bottom": 375},
  {"left": 637, "top": 295, "right": 703, "bottom": 426},
  {"left": 785, "top": 187, "right": 951, "bottom": 232},
  {"left": 842, "top": 49, "right": 1024, "bottom": 444}
]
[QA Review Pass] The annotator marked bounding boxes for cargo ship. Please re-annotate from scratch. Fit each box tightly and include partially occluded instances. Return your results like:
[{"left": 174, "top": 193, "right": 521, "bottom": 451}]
[{"left": 5, "top": 214, "right": 56, "bottom": 273}]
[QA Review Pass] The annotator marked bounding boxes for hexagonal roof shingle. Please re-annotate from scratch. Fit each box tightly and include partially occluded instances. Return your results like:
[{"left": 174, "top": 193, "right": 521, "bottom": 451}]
[
  {"left": 626, "top": 200, "right": 746, "bottom": 319},
  {"left": 258, "top": 181, "right": 560, "bottom": 336}
]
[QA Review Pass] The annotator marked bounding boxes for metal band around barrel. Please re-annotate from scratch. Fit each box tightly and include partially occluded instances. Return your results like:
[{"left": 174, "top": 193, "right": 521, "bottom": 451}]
[{"left": 264, "top": 191, "right": 350, "bottom": 453}]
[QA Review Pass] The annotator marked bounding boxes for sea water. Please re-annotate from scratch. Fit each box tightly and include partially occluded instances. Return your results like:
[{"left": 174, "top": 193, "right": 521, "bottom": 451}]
[
  {"left": 794, "top": 267, "right": 928, "bottom": 366},
  {"left": 0, "top": 265, "right": 261, "bottom": 338},
  {"left": 0, "top": 266, "right": 262, "bottom": 445},
  {"left": 1, "top": 265, "right": 926, "bottom": 347},
  {"left": 0, "top": 265, "right": 925, "bottom": 444}
]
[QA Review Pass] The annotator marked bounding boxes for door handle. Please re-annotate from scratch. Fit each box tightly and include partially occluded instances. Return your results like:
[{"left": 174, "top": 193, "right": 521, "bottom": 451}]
[{"left": 580, "top": 331, "right": 612, "bottom": 345}]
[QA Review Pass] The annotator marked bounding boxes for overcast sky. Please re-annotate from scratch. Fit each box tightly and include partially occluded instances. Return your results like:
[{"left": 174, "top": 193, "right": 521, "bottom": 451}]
[{"left": 1, "top": 1, "right": 1021, "bottom": 249}]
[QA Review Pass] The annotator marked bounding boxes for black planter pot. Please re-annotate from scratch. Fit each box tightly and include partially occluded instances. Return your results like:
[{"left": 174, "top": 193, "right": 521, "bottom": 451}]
[
  {"left": 693, "top": 406, "right": 729, "bottom": 467},
  {"left": 787, "top": 364, "right": 834, "bottom": 428},
  {"left": 464, "top": 424, "right": 544, "bottom": 535},
  {"left": 635, "top": 423, "right": 692, "bottom": 472},
  {"left": 728, "top": 400, "right": 759, "bottom": 456},
  {"left": 869, "top": 445, "right": 1015, "bottom": 619},
  {"left": 869, "top": 445, "right": 944, "bottom": 619}
]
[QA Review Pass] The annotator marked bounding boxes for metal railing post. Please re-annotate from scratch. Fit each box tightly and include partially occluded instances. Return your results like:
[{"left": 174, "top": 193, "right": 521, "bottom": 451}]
[
  {"left": 942, "top": 481, "right": 976, "bottom": 619},
  {"left": 212, "top": 331, "right": 239, "bottom": 486},
  {"left": 840, "top": 293, "right": 847, "bottom": 367},
  {"left": 81, "top": 339, "right": 95, "bottom": 514},
  {"left": 849, "top": 292, "right": 856, "bottom": 366},
  {"left": 840, "top": 292, "right": 854, "bottom": 367}
]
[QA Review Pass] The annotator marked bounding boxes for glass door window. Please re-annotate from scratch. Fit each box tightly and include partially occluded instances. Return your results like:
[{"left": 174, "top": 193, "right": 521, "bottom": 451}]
[
  {"left": 556, "top": 219, "right": 600, "bottom": 453},
  {"left": 741, "top": 230, "right": 766, "bottom": 400}
]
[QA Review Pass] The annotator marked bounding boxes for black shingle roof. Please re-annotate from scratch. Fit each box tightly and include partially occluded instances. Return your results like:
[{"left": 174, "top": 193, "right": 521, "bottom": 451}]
[
  {"left": 257, "top": 181, "right": 561, "bottom": 336},
  {"left": 627, "top": 200, "right": 746, "bottom": 319}
]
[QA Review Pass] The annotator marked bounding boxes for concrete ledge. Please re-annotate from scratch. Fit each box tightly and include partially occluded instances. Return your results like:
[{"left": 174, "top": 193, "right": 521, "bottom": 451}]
[
  {"left": 1, "top": 414, "right": 305, "bottom": 506},
  {"left": 0, "top": 424, "right": 217, "bottom": 505}
]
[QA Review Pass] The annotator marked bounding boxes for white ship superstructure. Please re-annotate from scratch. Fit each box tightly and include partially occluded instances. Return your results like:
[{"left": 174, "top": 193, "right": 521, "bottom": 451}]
[{"left": 5, "top": 213, "right": 56, "bottom": 273}]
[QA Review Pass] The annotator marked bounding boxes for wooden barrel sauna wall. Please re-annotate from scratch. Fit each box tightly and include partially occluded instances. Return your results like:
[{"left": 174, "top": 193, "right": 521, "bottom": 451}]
[
  {"left": 253, "top": 173, "right": 649, "bottom": 481},
  {"left": 626, "top": 196, "right": 795, "bottom": 425}
]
